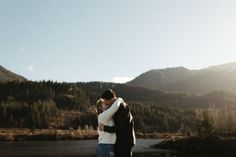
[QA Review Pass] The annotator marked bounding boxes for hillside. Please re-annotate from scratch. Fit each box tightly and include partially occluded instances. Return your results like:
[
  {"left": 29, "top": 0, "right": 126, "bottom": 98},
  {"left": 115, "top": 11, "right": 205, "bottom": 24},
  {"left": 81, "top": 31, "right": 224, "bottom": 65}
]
[
  {"left": 1, "top": 65, "right": 236, "bottom": 133},
  {"left": 0, "top": 65, "right": 27, "bottom": 82},
  {"left": 127, "top": 62, "right": 236, "bottom": 94},
  {"left": 1, "top": 80, "right": 236, "bottom": 133}
]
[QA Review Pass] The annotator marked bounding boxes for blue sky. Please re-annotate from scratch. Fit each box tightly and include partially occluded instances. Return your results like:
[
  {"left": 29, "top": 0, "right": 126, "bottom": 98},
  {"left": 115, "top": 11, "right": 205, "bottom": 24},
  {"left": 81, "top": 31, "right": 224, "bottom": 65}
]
[{"left": 1, "top": 0, "right": 236, "bottom": 83}]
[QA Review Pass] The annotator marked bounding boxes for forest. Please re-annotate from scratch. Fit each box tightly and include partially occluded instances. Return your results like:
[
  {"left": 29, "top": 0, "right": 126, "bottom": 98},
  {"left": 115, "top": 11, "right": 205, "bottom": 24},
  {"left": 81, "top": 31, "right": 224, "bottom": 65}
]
[{"left": 0, "top": 81, "right": 236, "bottom": 134}]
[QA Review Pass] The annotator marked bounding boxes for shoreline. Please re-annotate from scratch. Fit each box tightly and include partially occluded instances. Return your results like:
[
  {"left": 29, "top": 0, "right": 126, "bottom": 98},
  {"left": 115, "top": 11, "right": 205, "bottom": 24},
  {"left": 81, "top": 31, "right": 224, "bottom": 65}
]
[{"left": 0, "top": 128, "right": 188, "bottom": 141}]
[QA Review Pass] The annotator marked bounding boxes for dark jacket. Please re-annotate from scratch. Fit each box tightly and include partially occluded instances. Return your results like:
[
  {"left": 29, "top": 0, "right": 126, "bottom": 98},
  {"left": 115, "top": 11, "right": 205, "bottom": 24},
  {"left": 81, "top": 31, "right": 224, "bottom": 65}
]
[{"left": 104, "top": 102, "right": 135, "bottom": 147}]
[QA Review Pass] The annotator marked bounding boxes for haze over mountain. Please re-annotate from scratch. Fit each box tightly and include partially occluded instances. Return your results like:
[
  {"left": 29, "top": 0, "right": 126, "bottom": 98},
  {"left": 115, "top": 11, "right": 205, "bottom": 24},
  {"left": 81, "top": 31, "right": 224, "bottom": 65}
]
[
  {"left": 0, "top": 65, "right": 27, "bottom": 82},
  {"left": 127, "top": 62, "right": 236, "bottom": 94}
]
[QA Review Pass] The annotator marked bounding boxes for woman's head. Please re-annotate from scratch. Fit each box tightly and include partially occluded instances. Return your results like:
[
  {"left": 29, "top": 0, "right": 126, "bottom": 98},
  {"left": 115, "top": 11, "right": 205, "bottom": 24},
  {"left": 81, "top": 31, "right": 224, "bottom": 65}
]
[{"left": 96, "top": 98, "right": 109, "bottom": 114}]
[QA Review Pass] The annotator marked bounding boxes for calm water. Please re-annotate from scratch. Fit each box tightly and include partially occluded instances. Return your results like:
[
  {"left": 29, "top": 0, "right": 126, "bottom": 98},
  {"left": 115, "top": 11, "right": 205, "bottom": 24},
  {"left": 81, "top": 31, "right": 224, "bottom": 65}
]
[{"left": 0, "top": 139, "right": 222, "bottom": 157}]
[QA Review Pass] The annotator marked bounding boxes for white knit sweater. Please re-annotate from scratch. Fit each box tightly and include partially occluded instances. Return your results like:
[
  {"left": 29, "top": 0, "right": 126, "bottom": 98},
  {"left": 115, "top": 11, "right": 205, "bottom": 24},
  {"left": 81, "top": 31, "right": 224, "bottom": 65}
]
[{"left": 97, "top": 98, "right": 123, "bottom": 144}]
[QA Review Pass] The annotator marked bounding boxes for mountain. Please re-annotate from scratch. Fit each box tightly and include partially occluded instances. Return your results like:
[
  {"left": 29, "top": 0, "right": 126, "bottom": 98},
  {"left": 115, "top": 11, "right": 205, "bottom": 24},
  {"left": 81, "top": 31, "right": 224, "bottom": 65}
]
[
  {"left": 127, "top": 62, "right": 236, "bottom": 94},
  {"left": 127, "top": 67, "right": 193, "bottom": 90},
  {"left": 76, "top": 82, "right": 236, "bottom": 109},
  {"left": 0, "top": 65, "right": 27, "bottom": 83}
]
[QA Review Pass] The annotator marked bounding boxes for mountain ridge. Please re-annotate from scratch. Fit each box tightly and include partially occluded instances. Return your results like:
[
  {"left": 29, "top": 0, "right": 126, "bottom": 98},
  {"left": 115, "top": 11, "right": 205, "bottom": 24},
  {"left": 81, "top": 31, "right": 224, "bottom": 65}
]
[
  {"left": 0, "top": 65, "right": 27, "bottom": 82},
  {"left": 127, "top": 62, "right": 236, "bottom": 94}
]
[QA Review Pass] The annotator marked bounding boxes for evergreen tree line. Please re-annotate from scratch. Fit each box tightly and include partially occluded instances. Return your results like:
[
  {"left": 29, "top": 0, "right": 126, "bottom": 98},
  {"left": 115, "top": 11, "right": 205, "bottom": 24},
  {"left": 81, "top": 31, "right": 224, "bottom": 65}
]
[
  {"left": 0, "top": 81, "right": 88, "bottom": 111},
  {"left": 0, "top": 99, "right": 56, "bottom": 128},
  {"left": 0, "top": 81, "right": 236, "bottom": 134}
]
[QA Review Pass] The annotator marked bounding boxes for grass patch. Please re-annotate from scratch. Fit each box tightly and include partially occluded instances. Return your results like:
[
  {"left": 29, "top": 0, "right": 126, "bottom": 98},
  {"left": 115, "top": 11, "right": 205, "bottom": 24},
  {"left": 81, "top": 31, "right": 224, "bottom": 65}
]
[{"left": 0, "top": 128, "right": 98, "bottom": 141}]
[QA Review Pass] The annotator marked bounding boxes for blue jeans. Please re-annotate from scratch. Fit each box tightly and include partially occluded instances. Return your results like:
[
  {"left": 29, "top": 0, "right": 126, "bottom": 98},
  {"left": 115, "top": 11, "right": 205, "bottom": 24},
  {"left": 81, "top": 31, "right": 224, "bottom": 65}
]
[{"left": 96, "top": 144, "right": 115, "bottom": 157}]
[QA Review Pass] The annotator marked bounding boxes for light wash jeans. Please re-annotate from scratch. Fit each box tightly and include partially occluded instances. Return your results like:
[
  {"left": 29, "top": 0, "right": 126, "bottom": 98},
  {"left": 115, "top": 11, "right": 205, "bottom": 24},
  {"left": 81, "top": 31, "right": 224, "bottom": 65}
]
[{"left": 96, "top": 143, "right": 115, "bottom": 157}]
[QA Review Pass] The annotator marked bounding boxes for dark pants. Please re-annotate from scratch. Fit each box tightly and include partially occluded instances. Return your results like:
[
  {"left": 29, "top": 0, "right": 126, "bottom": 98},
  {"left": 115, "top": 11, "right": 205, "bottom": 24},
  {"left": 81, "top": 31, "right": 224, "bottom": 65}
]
[{"left": 115, "top": 144, "right": 133, "bottom": 157}]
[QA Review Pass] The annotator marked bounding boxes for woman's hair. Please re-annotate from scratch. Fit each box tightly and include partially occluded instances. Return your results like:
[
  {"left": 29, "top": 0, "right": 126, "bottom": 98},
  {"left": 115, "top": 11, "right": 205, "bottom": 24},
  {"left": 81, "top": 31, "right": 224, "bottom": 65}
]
[{"left": 96, "top": 98, "right": 104, "bottom": 115}]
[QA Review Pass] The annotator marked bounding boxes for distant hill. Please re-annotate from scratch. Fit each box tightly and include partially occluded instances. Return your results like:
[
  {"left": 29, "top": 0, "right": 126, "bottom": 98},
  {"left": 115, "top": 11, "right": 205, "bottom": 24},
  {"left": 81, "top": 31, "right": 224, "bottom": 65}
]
[
  {"left": 1, "top": 79, "right": 236, "bottom": 132},
  {"left": 1, "top": 65, "right": 236, "bottom": 132},
  {"left": 0, "top": 65, "right": 27, "bottom": 82},
  {"left": 77, "top": 82, "right": 236, "bottom": 109},
  {"left": 77, "top": 81, "right": 181, "bottom": 106},
  {"left": 127, "top": 62, "right": 236, "bottom": 94}
]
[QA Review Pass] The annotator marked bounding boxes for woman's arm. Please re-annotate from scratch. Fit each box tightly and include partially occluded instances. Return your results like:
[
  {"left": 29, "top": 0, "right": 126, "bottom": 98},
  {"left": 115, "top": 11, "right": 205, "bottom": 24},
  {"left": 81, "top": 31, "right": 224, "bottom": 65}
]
[{"left": 98, "top": 97, "right": 123, "bottom": 123}]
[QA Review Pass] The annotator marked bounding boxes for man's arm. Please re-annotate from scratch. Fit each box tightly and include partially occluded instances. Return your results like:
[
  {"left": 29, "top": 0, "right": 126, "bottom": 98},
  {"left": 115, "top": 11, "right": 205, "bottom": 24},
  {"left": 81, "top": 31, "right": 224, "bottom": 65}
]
[
  {"left": 99, "top": 124, "right": 116, "bottom": 133},
  {"left": 104, "top": 126, "right": 116, "bottom": 133},
  {"left": 99, "top": 97, "right": 123, "bottom": 123},
  {"left": 102, "top": 103, "right": 131, "bottom": 134}
]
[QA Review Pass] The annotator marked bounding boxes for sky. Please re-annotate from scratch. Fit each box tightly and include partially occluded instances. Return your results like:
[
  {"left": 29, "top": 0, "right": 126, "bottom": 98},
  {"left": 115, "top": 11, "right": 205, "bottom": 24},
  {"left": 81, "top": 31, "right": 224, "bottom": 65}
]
[{"left": 1, "top": 0, "right": 236, "bottom": 83}]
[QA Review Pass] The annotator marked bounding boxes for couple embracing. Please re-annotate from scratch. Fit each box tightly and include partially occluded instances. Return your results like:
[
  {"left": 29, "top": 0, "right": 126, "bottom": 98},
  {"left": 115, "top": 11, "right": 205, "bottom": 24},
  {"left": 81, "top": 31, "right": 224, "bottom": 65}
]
[{"left": 96, "top": 89, "right": 136, "bottom": 157}]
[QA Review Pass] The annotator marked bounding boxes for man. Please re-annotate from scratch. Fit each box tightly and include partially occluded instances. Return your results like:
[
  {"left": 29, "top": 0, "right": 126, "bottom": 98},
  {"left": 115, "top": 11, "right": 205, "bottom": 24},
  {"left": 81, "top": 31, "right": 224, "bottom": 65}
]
[{"left": 99, "top": 89, "right": 136, "bottom": 157}]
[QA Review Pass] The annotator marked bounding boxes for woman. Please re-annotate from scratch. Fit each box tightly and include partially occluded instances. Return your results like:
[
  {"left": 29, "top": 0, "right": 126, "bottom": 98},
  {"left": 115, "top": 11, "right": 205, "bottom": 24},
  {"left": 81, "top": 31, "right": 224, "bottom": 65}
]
[{"left": 96, "top": 97, "right": 123, "bottom": 157}]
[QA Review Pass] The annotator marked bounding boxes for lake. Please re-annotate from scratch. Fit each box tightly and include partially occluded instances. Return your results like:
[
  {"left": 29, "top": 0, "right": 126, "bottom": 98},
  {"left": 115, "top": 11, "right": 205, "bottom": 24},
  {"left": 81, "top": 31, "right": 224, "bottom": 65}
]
[{"left": 0, "top": 139, "right": 222, "bottom": 157}]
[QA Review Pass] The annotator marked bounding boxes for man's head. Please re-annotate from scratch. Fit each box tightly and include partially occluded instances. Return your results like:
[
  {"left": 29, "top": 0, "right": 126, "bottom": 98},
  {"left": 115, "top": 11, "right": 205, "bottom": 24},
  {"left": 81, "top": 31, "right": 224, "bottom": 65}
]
[{"left": 101, "top": 89, "right": 116, "bottom": 106}]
